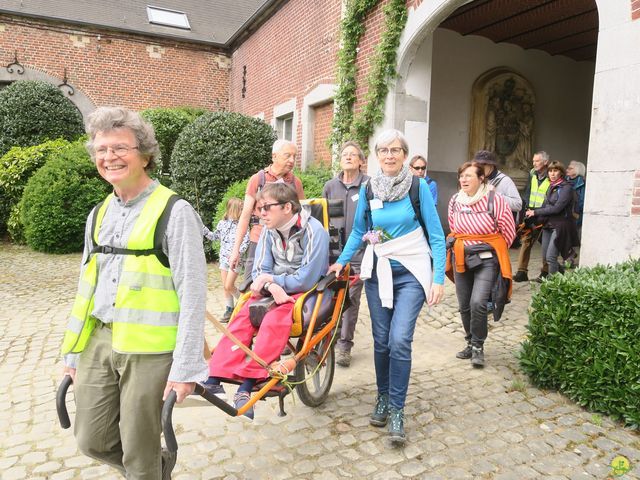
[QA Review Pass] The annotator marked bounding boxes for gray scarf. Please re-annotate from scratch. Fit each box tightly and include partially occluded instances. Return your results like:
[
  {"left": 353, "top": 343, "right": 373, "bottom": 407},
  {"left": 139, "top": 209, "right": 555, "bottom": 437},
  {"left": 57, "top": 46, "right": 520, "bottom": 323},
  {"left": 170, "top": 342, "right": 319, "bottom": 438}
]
[{"left": 370, "top": 164, "right": 413, "bottom": 202}]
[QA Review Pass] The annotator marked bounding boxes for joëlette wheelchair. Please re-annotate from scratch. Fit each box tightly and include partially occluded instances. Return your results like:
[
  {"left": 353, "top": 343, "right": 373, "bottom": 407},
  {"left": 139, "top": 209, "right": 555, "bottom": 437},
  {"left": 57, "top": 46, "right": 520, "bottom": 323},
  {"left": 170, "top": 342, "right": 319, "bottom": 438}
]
[{"left": 56, "top": 197, "right": 352, "bottom": 457}]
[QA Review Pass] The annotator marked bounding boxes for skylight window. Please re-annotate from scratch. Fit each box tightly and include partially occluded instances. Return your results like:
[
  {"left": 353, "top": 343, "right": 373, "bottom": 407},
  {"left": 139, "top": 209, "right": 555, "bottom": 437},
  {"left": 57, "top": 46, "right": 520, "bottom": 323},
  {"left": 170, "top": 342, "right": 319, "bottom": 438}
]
[{"left": 147, "top": 6, "right": 191, "bottom": 30}]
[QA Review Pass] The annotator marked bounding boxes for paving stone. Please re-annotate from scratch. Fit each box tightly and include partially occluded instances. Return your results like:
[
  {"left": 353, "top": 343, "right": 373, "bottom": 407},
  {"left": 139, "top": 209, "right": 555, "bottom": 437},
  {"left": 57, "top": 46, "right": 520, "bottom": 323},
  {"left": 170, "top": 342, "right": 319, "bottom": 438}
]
[{"left": 2, "top": 244, "right": 640, "bottom": 479}]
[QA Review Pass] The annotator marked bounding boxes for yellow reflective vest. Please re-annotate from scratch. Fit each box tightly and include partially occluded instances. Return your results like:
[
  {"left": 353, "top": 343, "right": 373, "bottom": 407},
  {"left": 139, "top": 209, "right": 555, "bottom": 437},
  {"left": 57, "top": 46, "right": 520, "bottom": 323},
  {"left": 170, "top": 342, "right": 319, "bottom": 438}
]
[
  {"left": 528, "top": 173, "right": 550, "bottom": 208},
  {"left": 61, "top": 185, "right": 180, "bottom": 355}
]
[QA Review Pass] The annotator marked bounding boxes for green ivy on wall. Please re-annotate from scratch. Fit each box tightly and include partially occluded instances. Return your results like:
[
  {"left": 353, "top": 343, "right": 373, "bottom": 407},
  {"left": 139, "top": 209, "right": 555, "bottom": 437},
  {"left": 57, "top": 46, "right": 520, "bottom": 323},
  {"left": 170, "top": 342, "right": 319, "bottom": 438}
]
[{"left": 329, "top": 0, "right": 408, "bottom": 165}]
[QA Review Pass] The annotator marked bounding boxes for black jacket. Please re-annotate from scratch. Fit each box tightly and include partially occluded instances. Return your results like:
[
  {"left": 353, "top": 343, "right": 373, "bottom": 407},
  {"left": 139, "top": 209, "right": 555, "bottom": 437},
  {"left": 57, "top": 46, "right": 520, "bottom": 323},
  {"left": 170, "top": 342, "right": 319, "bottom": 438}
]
[{"left": 534, "top": 180, "right": 579, "bottom": 256}]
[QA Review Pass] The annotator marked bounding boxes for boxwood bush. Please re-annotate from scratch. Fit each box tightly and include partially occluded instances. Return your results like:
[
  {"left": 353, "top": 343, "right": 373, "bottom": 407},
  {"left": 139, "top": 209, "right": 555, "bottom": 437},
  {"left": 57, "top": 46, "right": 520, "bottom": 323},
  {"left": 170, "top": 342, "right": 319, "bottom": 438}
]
[
  {"left": 519, "top": 260, "right": 640, "bottom": 427},
  {"left": 141, "top": 106, "right": 206, "bottom": 174},
  {"left": 171, "top": 111, "right": 276, "bottom": 232},
  {"left": 19, "top": 141, "right": 110, "bottom": 253},
  {"left": 0, "top": 80, "right": 84, "bottom": 156},
  {"left": 0, "top": 138, "right": 73, "bottom": 235}
]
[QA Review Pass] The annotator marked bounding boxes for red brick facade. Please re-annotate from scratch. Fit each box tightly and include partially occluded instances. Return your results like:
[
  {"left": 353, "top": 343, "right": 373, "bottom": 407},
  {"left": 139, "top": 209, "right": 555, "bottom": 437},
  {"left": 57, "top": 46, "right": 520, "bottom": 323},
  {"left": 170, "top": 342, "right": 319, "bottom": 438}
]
[
  {"left": 312, "top": 102, "right": 334, "bottom": 167},
  {"left": 229, "top": 0, "right": 342, "bottom": 154},
  {"left": 229, "top": 0, "right": 396, "bottom": 167},
  {"left": 0, "top": 15, "right": 229, "bottom": 111},
  {"left": 633, "top": 0, "right": 640, "bottom": 20}
]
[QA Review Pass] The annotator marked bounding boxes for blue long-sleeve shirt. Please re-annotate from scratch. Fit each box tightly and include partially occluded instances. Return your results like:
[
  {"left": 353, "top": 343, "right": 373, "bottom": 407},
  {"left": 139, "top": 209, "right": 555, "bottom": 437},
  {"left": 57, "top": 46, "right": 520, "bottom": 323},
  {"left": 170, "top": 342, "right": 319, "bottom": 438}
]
[{"left": 337, "top": 179, "right": 446, "bottom": 285}]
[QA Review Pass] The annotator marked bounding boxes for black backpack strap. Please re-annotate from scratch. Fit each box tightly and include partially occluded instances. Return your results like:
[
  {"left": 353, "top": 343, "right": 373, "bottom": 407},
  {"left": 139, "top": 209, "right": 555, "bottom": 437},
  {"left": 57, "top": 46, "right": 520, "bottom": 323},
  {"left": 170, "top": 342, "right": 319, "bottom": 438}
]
[
  {"left": 85, "top": 201, "right": 105, "bottom": 264},
  {"left": 487, "top": 189, "right": 498, "bottom": 232},
  {"left": 409, "top": 176, "right": 430, "bottom": 246},
  {"left": 89, "top": 194, "right": 181, "bottom": 268},
  {"left": 364, "top": 182, "right": 374, "bottom": 230},
  {"left": 153, "top": 194, "right": 181, "bottom": 267},
  {"left": 257, "top": 169, "right": 266, "bottom": 192}
]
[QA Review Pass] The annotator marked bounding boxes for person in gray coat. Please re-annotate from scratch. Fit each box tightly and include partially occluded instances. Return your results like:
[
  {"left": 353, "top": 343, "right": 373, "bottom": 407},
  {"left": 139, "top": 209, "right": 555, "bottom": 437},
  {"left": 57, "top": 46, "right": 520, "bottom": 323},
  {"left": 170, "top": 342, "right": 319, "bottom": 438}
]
[{"left": 322, "top": 141, "right": 370, "bottom": 367}]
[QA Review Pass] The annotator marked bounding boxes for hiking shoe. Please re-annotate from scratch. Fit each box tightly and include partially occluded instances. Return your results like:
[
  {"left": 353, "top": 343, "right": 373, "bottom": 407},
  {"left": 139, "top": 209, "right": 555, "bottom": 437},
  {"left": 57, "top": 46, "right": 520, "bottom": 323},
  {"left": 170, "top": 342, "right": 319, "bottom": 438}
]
[
  {"left": 161, "top": 448, "right": 176, "bottom": 480},
  {"left": 221, "top": 306, "right": 233, "bottom": 323},
  {"left": 388, "top": 407, "right": 406, "bottom": 444},
  {"left": 513, "top": 271, "right": 528, "bottom": 282},
  {"left": 336, "top": 349, "right": 351, "bottom": 367},
  {"left": 233, "top": 391, "right": 254, "bottom": 420},
  {"left": 370, "top": 393, "right": 390, "bottom": 427},
  {"left": 203, "top": 383, "right": 227, "bottom": 402},
  {"left": 456, "top": 344, "right": 472, "bottom": 360},
  {"left": 471, "top": 346, "right": 485, "bottom": 368}
]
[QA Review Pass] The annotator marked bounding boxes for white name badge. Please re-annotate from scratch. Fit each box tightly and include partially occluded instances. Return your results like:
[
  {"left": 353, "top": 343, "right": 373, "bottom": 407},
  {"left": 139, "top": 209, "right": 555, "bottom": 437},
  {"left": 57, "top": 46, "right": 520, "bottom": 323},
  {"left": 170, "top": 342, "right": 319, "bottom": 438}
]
[
  {"left": 351, "top": 193, "right": 359, "bottom": 202},
  {"left": 370, "top": 199, "right": 383, "bottom": 210}
]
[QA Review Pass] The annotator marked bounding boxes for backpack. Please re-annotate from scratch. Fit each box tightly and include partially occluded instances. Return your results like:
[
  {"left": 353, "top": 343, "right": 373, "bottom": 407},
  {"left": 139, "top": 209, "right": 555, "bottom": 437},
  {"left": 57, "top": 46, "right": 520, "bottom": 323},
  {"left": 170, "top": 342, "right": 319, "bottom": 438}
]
[
  {"left": 364, "top": 175, "right": 430, "bottom": 246},
  {"left": 88, "top": 194, "right": 180, "bottom": 268},
  {"left": 257, "top": 168, "right": 296, "bottom": 192}
]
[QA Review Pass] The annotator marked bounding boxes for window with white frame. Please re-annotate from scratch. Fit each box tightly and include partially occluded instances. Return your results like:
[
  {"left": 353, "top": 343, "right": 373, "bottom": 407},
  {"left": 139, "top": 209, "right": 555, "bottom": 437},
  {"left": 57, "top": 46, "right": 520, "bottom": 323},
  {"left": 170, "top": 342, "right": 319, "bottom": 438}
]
[
  {"left": 276, "top": 114, "right": 293, "bottom": 141},
  {"left": 147, "top": 6, "right": 191, "bottom": 30}
]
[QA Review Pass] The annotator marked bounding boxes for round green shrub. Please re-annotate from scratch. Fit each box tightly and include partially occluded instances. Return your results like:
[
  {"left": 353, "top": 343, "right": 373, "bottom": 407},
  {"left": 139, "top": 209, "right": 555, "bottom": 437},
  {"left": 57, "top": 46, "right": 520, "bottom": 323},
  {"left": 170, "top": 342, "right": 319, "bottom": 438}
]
[
  {"left": 141, "top": 106, "right": 206, "bottom": 174},
  {"left": 0, "top": 80, "right": 84, "bottom": 157},
  {"left": 519, "top": 260, "right": 640, "bottom": 427},
  {"left": 0, "top": 138, "right": 73, "bottom": 234},
  {"left": 19, "top": 141, "right": 110, "bottom": 253},
  {"left": 170, "top": 111, "right": 276, "bottom": 230},
  {"left": 295, "top": 166, "right": 333, "bottom": 198}
]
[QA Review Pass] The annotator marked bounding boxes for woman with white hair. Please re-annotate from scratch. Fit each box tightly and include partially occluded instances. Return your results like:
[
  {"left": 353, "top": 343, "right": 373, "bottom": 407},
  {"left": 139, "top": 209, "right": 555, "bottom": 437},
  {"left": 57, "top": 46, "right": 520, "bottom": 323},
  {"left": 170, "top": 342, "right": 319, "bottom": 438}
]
[
  {"left": 566, "top": 160, "right": 586, "bottom": 230},
  {"left": 328, "top": 129, "right": 446, "bottom": 445}
]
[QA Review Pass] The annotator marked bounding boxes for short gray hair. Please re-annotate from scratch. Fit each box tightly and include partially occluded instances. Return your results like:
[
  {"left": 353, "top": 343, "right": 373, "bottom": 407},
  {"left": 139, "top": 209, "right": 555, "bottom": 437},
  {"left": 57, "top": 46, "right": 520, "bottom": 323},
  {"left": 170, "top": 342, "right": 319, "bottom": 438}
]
[
  {"left": 85, "top": 107, "right": 160, "bottom": 171},
  {"left": 569, "top": 160, "right": 586, "bottom": 177},
  {"left": 534, "top": 151, "right": 550, "bottom": 164},
  {"left": 374, "top": 129, "right": 408, "bottom": 155},
  {"left": 272, "top": 139, "right": 297, "bottom": 154}
]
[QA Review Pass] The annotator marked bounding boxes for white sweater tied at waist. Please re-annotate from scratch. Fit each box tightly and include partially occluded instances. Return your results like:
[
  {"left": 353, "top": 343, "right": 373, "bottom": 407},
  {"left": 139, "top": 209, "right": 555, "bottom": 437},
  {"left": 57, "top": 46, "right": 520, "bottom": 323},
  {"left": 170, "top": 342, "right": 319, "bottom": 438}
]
[{"left": 360, "top": 227, "right": 432, "bottom": 308}]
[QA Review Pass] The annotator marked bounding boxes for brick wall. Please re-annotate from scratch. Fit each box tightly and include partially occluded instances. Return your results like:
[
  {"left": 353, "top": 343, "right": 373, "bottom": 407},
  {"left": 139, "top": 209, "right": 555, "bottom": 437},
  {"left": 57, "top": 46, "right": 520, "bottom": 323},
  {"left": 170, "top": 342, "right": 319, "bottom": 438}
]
[
  {"left": 633, "top": 0, "right": 640, "bottom": 20},
  {"left": 229, "top": 0, "right": 343, "bottom": 166},
  {"left": 312, "top": 102, "right": 334, "bottom": 167},
  {"left": 0, "top": 15, "right": 230, "bottom": 111},
  {"left": 229, "top": 0, "right": 399, "bottom": 168}
]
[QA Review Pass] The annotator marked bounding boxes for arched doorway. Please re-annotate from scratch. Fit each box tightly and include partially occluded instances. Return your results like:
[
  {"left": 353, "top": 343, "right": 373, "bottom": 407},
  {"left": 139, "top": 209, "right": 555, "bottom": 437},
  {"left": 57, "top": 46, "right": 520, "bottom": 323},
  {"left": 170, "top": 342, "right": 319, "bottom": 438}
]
[
  {"left": 0, "top": 63, "right": 96, "bottom": 118},
  {"left": 384, "top": 0, "right": 598, "bottom": 226}
]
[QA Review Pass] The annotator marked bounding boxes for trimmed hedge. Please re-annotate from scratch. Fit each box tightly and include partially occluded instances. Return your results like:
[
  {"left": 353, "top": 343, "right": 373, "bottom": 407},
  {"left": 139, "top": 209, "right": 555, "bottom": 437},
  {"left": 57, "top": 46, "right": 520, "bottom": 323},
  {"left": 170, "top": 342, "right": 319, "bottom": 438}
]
[
  {"left": 0, "top": 138, "right": 73, "bottom": 235},
  {"left": 519, "top": 260, "right": 640, "bottom": 427},
  {"left": 19, "top": 141, "right": 110, "bottom": 253},
  {"left": 141, "top": 106, "right": 206, "bottom": 174},
  {"left": 0, "top": 80, "right": 84, "bottom": 156},
  {"left": 170, "top": 112, "right": 276, "bottom": 231}
]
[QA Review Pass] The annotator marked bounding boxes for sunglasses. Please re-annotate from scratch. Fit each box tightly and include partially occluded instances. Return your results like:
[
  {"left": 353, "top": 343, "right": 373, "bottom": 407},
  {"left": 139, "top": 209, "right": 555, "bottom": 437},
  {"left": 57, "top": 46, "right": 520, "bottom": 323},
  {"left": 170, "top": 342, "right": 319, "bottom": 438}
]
[
  {"left": 258, "top": 202, "right": 285, "bottom": 213},
  {"left": 411, "top": 165, "right": 427, "bottom": 171}
]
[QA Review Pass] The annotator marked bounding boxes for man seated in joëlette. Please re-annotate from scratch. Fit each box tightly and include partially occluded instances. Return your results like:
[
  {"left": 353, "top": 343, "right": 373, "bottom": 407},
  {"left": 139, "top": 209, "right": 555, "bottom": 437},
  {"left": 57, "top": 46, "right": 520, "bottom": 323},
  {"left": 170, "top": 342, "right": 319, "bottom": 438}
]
[{"left": 204, "top": 182, "right": 329, "bottom": 419}]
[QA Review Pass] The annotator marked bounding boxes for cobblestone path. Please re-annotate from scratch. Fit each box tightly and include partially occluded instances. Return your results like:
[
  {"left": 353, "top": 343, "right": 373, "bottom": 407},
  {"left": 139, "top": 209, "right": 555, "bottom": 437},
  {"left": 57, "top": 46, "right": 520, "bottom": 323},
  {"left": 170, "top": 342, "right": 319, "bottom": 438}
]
[{"left": 0, "top": 242, "right": 638, "bottom": 479}]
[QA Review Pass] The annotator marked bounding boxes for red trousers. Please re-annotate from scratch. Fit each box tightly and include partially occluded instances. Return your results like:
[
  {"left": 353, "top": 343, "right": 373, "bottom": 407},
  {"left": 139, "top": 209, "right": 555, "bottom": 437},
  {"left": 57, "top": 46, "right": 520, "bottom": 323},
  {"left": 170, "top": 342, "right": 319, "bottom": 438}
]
[{"left": 208, "top": 295, "right": 299, "bottom": 380}]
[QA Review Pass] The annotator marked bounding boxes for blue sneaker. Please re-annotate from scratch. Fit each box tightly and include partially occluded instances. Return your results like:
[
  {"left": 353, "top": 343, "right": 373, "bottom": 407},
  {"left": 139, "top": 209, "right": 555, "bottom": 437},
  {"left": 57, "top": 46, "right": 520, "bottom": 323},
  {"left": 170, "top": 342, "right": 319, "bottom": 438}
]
[
  {"left": 203, "top": 383, "right": 227, "bottom": 402},
  {"left": 233, "top": 391, "right": 254, "bottom": 420}
]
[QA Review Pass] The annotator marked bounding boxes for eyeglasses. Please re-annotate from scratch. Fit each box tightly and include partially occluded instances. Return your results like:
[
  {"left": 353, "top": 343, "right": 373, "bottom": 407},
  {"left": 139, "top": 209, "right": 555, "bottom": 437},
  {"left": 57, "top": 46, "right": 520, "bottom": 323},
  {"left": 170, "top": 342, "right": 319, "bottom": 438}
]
[
  {"left": 95, "top": 145, "right": 139, "bottom": 159},
  {"left": 411, "top": 165, "right": 427, "bottom": 171},
  {"left": 377, "top": 147, "right": 404, "bottom": 156},
  {"left": 258, "top": 202, "right": 285, "bottom": 213}
]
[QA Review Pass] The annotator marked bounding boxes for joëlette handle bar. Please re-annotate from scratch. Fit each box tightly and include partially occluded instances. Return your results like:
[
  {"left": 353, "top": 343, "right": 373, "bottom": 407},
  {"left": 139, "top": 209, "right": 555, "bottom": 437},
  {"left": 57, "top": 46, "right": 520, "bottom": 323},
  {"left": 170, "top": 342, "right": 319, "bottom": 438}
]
[
  {"left": 161, "top": 383, "right": 238, "bottom": 453},
  {"left": 56, "top": 375, "right": 73, "bottom": 429}
]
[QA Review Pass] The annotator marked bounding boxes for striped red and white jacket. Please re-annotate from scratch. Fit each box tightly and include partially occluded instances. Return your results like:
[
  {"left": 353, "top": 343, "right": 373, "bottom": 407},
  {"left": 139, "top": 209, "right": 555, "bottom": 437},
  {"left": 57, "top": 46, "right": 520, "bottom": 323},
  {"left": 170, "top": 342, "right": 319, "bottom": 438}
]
[{"left": 447, "top": 191, "right": 516, "bottom": 247}]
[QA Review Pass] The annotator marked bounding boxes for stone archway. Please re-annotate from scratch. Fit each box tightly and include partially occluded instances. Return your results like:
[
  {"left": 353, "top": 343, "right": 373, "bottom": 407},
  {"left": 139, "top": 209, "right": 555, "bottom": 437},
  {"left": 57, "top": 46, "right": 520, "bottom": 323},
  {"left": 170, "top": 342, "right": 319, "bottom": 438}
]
[{"left": 0, "top": 64, "right": 95, "bottom": 118}]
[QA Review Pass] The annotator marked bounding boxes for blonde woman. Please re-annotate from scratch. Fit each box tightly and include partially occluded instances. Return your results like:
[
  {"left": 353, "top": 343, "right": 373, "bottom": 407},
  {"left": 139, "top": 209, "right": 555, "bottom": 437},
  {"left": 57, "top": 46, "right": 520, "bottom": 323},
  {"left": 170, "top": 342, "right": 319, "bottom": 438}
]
[{"left": 204, "top": 198, "right": 249, "bottom": 321}]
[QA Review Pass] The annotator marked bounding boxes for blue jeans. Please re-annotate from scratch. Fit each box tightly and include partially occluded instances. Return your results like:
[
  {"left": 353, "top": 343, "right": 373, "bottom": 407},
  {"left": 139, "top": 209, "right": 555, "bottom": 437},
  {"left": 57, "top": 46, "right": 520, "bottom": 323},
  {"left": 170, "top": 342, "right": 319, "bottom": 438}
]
[{"left": 364, "top": 264, "right": 426, "bottom": 410}]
